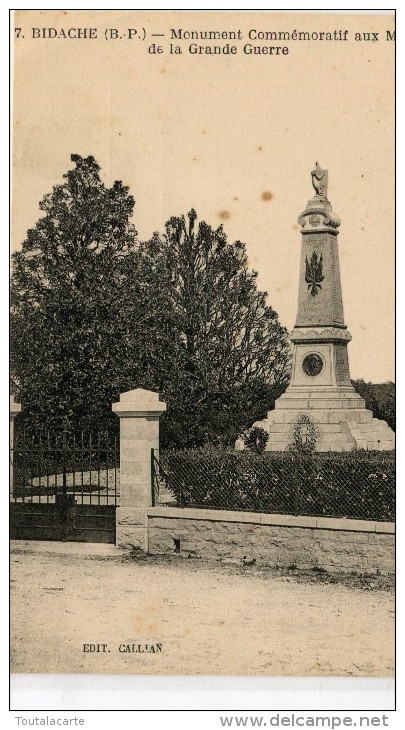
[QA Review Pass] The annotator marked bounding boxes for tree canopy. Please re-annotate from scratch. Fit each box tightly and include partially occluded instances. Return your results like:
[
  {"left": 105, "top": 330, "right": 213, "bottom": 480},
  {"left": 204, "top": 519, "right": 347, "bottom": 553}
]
[
  {"left": 11, "top": 156, "right": 291, "bottom": 445},
  {"left": 11, "top": 154, "right": 145, "bottom": 433},
  {"left": 352, "top": 380, "right": 395, "bottom": 432},
  {"left": 140, "top": 210, "right": 290, "bottom": 447}
]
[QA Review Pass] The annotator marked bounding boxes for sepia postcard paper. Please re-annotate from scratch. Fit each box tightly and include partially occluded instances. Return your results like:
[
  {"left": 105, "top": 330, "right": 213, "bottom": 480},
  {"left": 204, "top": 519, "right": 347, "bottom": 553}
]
[{"left": 10, "top": 9, "right": 395, "bottom": 686}]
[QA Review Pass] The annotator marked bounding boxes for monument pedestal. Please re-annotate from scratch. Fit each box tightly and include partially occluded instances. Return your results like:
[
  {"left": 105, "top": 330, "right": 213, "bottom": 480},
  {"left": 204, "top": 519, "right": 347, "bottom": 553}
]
[
  {"left": 254, "top": 388, "right": 394, "bottom": 452},
  {"left": 245, "top": 164, "right": 394, "bottom": 453}
]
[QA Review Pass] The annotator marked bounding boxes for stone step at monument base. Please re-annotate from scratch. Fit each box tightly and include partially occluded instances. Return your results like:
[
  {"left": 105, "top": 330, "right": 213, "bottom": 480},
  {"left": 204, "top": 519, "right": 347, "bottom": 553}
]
[
  {"left": 345, "top": 418, "right": 395, "bottom": 451},
  {"left": 250, "top": 406, "right": 395, "bottom": 453},
  {"left": 264, "top": 421, "right": 353, "bottom": 435},
  {"left": 265, "top": 437, "right": 355, "bottom": 453},
  {"left": 265, "top": 430, "right": 355, "bottom": 451},
  {"left": 274, "top": 388, "right": 366, "bottom": 412},
  {"left": 346, "top": 419, "right": 392, "bottom": 433},
  {"left": 261, "top": 408, "right": 374, "bottom": 426}
]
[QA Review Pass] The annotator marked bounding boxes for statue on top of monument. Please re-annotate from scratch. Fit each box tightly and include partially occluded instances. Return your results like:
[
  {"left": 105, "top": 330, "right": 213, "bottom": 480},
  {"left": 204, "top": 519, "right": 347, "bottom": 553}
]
[{"left": 311, "top": 162, "right": 328, "bottom": 199}]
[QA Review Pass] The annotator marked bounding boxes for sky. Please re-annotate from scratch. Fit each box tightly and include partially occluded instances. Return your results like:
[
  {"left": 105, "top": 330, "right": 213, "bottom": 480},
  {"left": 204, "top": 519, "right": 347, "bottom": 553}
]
[{"left": 11, "top": 9, "right": 395, "bottom": 382}]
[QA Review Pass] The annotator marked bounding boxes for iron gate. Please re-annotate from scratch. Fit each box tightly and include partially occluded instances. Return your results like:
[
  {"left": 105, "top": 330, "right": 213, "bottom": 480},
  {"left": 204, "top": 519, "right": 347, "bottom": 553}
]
[{"left": 10, "top": 421, "right": 119, "bottom": 543}]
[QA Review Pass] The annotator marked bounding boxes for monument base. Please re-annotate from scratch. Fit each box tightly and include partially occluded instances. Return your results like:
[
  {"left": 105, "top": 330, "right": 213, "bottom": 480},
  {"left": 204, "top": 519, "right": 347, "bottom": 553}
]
[{"left": 241, "top": 387, "right": 395, "bottom": 452}]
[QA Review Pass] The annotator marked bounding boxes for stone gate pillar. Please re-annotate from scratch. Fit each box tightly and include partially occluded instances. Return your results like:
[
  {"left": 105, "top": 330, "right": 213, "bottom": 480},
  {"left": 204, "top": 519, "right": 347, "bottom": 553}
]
[
  {"left": 10, "top": 396, "right": 21, "bottom": 496},
  {"left": 112, "top": 388, "right": 166, "bottom": 550}
]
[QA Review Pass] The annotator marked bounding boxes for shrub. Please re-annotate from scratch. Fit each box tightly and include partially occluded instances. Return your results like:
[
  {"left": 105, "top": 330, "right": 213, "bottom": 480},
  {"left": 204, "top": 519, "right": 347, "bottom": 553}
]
[{"left": 352, "top": 380, "right": 395, "bottom": 432}]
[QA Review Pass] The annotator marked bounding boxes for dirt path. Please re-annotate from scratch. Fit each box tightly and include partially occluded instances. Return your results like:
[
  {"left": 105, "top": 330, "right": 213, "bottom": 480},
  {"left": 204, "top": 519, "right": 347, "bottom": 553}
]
[{"left": 10, "top": 543, "right": 394, "bottom": 676}]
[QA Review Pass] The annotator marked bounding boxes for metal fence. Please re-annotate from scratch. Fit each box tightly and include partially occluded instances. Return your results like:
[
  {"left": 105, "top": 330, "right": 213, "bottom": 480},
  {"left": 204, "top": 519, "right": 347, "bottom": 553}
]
[
  {"left": 11, "top": 422, "right": 120, "bottom": 506},
  {"left": 152, "top": 448, "right": 395, "bottom": 522}
]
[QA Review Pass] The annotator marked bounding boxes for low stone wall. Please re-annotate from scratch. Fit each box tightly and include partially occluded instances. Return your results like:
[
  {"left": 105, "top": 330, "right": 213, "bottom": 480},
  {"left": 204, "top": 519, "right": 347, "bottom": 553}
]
[{"left": 147, "top": 507, "right": 394, "bottom": 574}]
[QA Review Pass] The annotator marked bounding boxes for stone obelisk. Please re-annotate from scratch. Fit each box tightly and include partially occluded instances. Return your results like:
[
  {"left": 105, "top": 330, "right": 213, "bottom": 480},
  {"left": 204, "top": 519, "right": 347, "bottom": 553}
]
[{"left": 253, "top": 164, "right": 394, "bottom": 452}]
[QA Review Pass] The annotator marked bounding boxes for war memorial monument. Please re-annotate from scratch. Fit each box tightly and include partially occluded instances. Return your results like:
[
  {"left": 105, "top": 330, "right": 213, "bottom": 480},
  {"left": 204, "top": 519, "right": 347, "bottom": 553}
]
[{"left": 252, "top": 164, "right": 395, "bottom": 452}]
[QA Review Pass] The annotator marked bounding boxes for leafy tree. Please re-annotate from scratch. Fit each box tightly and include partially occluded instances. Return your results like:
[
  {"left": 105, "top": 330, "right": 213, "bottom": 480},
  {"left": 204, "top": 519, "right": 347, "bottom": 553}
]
[
  {"left": 141, "top": 210, "right": 291, "bottom": 447},
  {"left": 11, "top": 158, "right": 291, "bottom": 446},
  {"left": 352, "top": 379, "right": 395, "bottom": 432},
  {"left": 10, "top": 154, "right": 147, "bottom": 434}
]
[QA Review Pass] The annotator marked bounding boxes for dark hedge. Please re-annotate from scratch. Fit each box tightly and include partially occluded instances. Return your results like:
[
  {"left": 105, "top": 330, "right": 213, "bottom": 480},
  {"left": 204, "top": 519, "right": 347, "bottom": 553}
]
[{"left": 159, "top": 449, "right": 395, "bottom": 522}]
